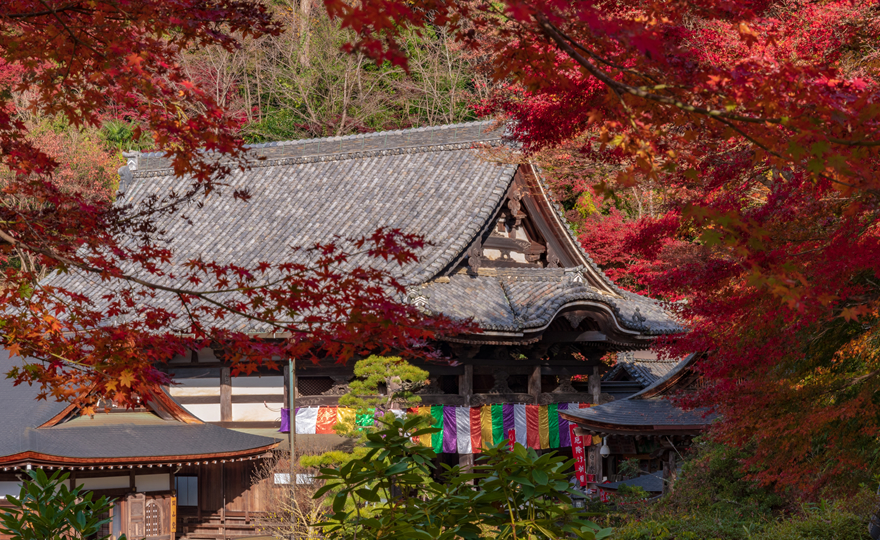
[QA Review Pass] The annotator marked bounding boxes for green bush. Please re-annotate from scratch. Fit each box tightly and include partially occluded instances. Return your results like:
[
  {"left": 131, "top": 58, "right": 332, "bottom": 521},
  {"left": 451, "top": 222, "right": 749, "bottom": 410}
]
[
  {"left": 614, "top": 512, "right": 763, "bottom": 540},
  {"left": 612, "top": 437, "right": 875, "bottom": 540},
  {"left": 663, "top": 437, "right": 785, "bottom": 517},
  {"left": 615, "top": 501, "right": 872, "bottom": 540},
  {"left": 316, "top": 415, "right": 613, "bottom": 539},
  {"left": 0, "top": 469, "right": 123, "bottom": 540},
  {"left": 760, "top": 499, "right": 871, "bottom": 540}
]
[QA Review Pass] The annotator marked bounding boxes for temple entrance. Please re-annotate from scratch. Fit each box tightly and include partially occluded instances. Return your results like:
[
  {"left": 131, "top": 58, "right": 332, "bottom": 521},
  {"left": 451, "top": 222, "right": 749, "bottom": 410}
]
[{"left": 127, "top": 492, "right": 175, "bottom": 540}]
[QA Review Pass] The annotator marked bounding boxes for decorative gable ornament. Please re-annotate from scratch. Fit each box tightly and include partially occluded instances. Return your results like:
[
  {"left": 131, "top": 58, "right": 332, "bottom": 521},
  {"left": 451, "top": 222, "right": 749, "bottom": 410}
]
[
  {"left": 631, "top": 308, "right": 647, "bottom": 324},
  {"left": 507, "top": 188, "right": 527, "bottom": 227},
  {"left": 564, "top": 266, "right": 588, "bottom": 286},
  {"left": 404, "top": 286, "right": 431, "bottom": 314},
  {"left": 467, "top": 240, "right": 482, "bottom": 272}
]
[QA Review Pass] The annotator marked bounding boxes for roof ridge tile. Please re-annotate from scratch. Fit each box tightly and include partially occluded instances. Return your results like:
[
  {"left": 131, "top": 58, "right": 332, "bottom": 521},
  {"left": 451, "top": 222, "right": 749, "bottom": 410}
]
[{"left": 133, "top": 121, "right": 502, "bottom": 173}]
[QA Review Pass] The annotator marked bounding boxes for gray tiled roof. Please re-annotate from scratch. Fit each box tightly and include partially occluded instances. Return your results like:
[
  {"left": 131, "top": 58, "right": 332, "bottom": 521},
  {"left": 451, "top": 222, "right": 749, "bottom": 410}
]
[
  {"left": 529, "top": 164, "right": 623, "bottom": 296},
  {"left": 17, "top": 421, "right": 275, "bottom": 460},
  {"left": 565, "top": 355, "right": 714, "bottom": 428},
  {"left": 565, "top": 397, "right": 710, "bottom": 427},
  {"left": 0, "top": 352, "right": 69, "bottom": 459},
  {"left": 601, "top": 471, "right": 664, "bottom": 493},
  {"left": 46, "top": 122, "right": 517, "bottom": 333},
  {"left": 604, "top": 352, "right": 681, "bottom": 386},
  {"left": 44, "top": 121, "right": 680, "bottom": 336},
  {"left": 417, "top": 268, "right": 680, "bottom": 335}
]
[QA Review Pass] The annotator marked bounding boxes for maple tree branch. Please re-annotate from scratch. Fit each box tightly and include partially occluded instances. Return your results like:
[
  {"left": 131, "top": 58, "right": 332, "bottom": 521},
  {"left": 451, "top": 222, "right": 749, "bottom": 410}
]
[
  {"left": 561, "top": 32, "right": 661, "bottom": 86},
  {"left": 35, "top": 0, "right": 106, "bottom": 60},
  {"left": 535, "top": 15, "right": 779, "bottom": 124},
  {"left": 713, "top": 117, "right": 784, "bottom": 160},
  {"left": 4, "top": 3, "right": 86, "bottom": 19},
  {"left": 536, "top": 15, "right": 880, "bottom": 149},
  {"left": 0, "top": 227, "right": 292, "bottom": 300},
  {"left": 0, "top": 226, "right": 420, "bottom": 335}
]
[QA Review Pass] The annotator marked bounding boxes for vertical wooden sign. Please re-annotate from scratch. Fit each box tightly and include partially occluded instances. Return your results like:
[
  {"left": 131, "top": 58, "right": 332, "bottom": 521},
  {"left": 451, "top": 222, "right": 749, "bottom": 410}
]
[
  {"left": 569, "top": 424, "right": 587, "bottom": 486},
  {"left": 169, "top": 496, "right": 177, "bottom": 533},
  {"left": 586, "top": 444, "right": 599, "bottom": 484}
]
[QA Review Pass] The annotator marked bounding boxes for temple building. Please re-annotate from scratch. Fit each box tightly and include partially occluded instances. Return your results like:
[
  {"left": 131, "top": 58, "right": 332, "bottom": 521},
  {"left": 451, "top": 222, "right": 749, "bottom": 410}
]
[
  {"left": 2, "top": 121, "right": 685, "bottom": 539},
  {"left": 562, "top": 353, "right": 713, "bottom": 494},
  {"left": 0, "top": 351, "right": 279, "bottom": 540}
]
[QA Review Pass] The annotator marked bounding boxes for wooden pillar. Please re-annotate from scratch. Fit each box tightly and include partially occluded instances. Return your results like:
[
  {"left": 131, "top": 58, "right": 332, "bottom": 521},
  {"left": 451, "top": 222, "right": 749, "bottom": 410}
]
[
  {"left": 283, "top": 363, "right": 290, "bottom": 406},
  {"left": 587, "top": 443, "right": 603, "bottom": 486},
  {"left": 221, "top": 462, "right": 226, "bottom": 540},
  {"left": 662, "top": 450, "right": 676, "bottom": 495},
  {"left": 528, "top": 365, "right": 541, "bottom": 404},
  {"left": 459, "top": 453, "right": 474, "bottom": 474},
  {"left": 457, "top": 366, "right": 474, "bottom": 482},
  {"left": 220, "top": 367, "right": 232, "bottom": 423},
  {"left": 459, "top": 365, "right": 473, "bottom": 406},
  {"left": 589, "top": 366, "right": 601, "bottom": 404}
]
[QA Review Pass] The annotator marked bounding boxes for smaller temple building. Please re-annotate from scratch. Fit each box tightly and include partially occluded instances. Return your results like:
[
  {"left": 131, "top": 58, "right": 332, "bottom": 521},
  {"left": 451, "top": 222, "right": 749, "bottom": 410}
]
[
  {"left": 0, "top": 351, "right": 279, "bottom": 540},
  {"left": 562, "top": 354, "right": 713, "bottom": 494}
]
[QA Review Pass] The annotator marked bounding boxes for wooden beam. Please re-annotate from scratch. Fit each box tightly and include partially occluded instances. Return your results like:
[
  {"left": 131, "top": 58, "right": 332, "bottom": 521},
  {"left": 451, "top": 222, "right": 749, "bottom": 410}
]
[
  {"left": 220, "top": 368, "right": 232, "bottom": 423},
  {"left": 459, "top": 365, "right": 473, "bottom": 407},
  {"left": 589, "top": 366, "right": 601, "bottom": 404},
  {"left": 528, "top": 365, "right": 541, "bottom": 404}
]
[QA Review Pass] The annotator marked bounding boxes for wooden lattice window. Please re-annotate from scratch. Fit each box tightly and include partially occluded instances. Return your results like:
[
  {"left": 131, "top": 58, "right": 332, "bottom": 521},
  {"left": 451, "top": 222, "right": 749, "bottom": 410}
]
[
  {"left": 297, "top": 377, "right": 334, "bottom": 396},
  {"left": 145, "top": 502, "right": 161, "bottom": 537}
]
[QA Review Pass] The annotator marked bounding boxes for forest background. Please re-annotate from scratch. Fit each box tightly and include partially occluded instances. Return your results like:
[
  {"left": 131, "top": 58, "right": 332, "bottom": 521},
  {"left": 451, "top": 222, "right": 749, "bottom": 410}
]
[{"left": 3, "top": 0, "right": 880, "bottom": 536}]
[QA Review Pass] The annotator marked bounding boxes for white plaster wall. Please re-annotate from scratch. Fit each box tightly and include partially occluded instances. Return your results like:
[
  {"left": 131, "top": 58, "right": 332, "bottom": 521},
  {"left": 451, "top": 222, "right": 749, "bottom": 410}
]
[
  {"left": 180, "top": 403, "right": 221, "bottom": 422},
  {"left": 136, "top": 474, "right": 170, "bottom": 492},
  {"left": 231, "top": 386, "right": 284, "bottom": 395},
  {"left": 167, "top": 378, "right": 220, "bottom": 397},
  {"left": 231, "top": 375, "right": 283, "bottom": 395},
  {"left": 232, "top": 402, "right": 279, "bottom": 422},
  {"left": 79, "top": 475, "right": 130, "bottom": 491},
  {"left": 0, "top": 481, "right": 21, "bottom": 499},
  {"left": 484, "top": 248, "right": 502, "bottom": 260}
]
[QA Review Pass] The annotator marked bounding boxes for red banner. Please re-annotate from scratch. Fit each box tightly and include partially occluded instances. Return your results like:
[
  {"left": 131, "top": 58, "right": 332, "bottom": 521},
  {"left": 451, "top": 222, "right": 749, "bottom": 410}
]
[
  {"left": 508, "top": 429, "right": 516, "bottom": 451},
  {"left": 569, "top": 424, "right": 587, "bottom": 486}
]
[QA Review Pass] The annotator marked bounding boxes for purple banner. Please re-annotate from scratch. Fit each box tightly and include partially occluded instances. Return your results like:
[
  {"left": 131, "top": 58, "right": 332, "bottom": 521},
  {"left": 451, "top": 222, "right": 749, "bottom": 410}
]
[
  {"left": 443, "top": 406, "right": 457, "bottom": 453},
  {"left": 502, "top": 403, "right": 515, "bottom": 436},
  {"left": 558, "top": 403, "right": 570, "bottom": 447},
  {"left": 279, "top": 408, "right": 290, "bottom": 433}
]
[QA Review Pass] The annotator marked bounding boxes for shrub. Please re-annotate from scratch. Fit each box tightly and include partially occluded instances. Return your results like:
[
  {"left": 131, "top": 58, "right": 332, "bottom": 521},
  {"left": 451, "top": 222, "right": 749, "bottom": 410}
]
[
  {"left": 0, "top": 469, "right": 122, "bottom": 540},
  {"left": 760, "top": 498, "right": 872, "bottom": 540},
  {"left": 316, "top": 415, "right": 613, "bottom": 539}
]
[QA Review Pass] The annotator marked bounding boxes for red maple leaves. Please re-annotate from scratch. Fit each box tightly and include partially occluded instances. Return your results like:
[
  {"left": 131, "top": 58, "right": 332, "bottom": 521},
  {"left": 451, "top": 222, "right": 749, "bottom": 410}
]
[{"left": 0, "top": 3, "right": 472, "bottom": 411}]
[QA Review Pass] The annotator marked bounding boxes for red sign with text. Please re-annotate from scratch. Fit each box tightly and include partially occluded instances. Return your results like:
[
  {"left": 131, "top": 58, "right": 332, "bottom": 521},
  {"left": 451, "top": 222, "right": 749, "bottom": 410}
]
[
  {"left": 569, "top": 424, "right": 587, "bottom": 486},
  {"left": 508, "top": 429, "right": 516, "bottom": 451}
]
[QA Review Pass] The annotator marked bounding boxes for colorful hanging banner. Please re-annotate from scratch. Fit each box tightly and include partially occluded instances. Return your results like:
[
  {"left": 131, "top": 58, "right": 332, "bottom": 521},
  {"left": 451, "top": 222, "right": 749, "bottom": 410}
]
[
  {"left": 570, "top": 423, "right": 587, "bottom": 486},
  {"left": 281, "top": 403, "right": 592, "bottom": 452}
]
